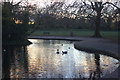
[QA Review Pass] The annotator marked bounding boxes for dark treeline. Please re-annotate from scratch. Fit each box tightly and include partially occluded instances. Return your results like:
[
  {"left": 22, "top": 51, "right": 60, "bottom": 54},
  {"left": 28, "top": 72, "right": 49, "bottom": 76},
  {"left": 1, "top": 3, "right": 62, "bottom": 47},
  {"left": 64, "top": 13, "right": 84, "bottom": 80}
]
[
  {"left": 2, "top": 1, "right": 120, "bottom": 42},
  {"left": 2, "top": 2, "right": 34, "bottom": 44},
  {"left": 35, "top": 14, "right": 119, "bottom": 30}
]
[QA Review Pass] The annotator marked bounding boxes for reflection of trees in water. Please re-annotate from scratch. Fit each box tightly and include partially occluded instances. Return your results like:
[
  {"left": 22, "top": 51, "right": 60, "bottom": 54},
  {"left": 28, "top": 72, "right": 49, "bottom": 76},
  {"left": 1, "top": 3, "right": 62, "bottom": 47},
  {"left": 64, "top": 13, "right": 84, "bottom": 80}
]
[
  {"left": 89, "top": 54, "right": 101, "bottom": 80},
  {"left": 2, "top": 46, "right": 29, "bottom": 79},
  {"left": 23, "top": 46, "right": 29, "bottom": 77},
  {"left": 94, "top": 54, "right": 101, "bottom": 78},
  {"left": 2, "top": 46, "right": 13, "bottom": 78}
]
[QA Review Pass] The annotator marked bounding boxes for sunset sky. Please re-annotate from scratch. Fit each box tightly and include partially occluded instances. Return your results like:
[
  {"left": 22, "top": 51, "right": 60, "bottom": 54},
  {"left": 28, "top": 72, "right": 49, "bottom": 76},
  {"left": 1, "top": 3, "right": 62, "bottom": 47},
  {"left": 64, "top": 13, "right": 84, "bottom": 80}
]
[
  {"left": 3, "top": 0, "right": 120, "bottom": 8},
  {"left": 24, "top": 0, "right": 120, "bottom": 9},
  {"left": 19, "top": 0, "right": 76, "bottom": 8}
]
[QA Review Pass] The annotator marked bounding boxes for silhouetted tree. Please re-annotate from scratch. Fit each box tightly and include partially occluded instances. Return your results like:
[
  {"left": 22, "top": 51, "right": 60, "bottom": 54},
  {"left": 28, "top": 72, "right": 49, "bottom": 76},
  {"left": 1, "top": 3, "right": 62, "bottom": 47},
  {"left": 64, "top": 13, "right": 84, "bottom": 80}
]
[
  {"left": 2, "top": 0, "right": 35, "bottom": 44},
  {"left": 37, "top": 1, "right": 120, "bottom": 37}
]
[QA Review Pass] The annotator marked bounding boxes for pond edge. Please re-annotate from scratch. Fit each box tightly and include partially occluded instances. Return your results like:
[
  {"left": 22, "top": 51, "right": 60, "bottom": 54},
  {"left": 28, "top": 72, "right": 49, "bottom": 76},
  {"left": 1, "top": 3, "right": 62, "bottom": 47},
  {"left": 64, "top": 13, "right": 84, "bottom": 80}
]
[{"left": 74, "top": 43, "right": 120, "bottom": 61}]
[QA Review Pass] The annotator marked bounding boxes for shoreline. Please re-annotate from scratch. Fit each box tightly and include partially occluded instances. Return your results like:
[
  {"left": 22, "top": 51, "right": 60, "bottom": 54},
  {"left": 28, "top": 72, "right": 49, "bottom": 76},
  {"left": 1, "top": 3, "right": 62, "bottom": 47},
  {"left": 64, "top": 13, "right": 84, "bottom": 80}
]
[
  {"left": 28, "top": 35, "right": 119, "bottom": 59},
  {"left": 2, "top": 40, "right": 32, "bottom": 46}
]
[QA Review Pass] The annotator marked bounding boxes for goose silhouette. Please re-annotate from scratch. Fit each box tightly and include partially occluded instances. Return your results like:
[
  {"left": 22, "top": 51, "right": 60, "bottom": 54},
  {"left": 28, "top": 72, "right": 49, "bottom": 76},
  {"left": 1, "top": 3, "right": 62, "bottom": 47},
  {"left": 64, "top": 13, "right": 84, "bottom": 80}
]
[
  {"left": 62, "top": 51, "right": 67, "bottom": 55},
  {"left": 56, "top": 52, "right": 59, "bottom": 54},
  {"left": 56, "top": 49, "right": 60, "bottom": 54}
]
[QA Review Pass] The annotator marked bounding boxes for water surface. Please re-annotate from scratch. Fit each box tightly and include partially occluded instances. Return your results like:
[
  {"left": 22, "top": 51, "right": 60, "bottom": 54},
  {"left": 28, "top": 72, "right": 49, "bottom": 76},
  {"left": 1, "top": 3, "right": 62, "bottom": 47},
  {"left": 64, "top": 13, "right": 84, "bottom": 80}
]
[{"left": 3, "top": 39, "right": 119, "bottom": 79}]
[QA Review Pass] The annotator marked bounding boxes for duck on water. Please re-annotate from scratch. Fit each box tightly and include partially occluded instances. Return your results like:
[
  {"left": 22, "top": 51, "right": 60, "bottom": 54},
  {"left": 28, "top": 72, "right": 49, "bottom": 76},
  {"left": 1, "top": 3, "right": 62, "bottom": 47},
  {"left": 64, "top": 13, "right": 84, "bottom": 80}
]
[{"left": 56, "top": 49, "right": 68, "bottom": 55}]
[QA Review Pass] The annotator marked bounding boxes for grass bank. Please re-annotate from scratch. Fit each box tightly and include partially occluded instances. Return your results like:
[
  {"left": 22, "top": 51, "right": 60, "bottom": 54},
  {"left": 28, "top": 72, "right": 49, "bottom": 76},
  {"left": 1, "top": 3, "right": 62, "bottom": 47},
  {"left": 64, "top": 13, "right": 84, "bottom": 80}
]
[{"left": 30, "top": 29, "right": 119, "bottom": 43}]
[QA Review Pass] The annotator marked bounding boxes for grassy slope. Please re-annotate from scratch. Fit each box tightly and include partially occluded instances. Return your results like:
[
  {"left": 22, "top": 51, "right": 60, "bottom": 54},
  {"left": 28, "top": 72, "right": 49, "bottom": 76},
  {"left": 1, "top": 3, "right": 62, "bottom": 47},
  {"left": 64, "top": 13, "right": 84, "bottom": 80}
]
[{"left": 30, "top": 29, "right": 119, "bottom": 43}]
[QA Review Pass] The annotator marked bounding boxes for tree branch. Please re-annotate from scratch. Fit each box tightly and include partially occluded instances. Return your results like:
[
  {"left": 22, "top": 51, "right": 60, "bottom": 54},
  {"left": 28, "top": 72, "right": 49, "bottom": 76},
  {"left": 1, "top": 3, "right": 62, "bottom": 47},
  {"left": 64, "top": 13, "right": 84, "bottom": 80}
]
[
  {"left": 103, "top": 2, "right": 120, "bottom": 14},
  {"left": 91, "top": 2, "right": 95, "bottom": 10},
  {"left": 13, "top": 0, "right": 23, "bottom": 6}
]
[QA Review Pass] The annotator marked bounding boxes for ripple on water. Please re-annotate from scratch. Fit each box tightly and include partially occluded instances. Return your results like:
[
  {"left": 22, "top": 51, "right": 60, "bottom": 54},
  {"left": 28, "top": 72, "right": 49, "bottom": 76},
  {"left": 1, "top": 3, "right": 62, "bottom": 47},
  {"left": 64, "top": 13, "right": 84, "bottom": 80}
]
[{"left": 6, "top": 39, "right": 119, "bottom": 78}]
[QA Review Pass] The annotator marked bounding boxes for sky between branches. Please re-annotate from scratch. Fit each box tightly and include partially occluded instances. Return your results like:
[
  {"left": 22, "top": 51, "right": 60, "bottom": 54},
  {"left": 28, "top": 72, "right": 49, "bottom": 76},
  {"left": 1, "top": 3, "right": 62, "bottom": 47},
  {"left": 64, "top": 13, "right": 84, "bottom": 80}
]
[{"left": 3, "top": 0, "right": 120, "bottom": 8}]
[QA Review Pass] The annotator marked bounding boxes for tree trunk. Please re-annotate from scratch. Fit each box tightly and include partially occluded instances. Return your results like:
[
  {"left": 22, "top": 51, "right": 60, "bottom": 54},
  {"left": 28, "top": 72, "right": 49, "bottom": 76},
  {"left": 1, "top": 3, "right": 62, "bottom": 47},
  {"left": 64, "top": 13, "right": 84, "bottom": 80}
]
[{"left": 93, "top": 12, "right": 102, "bottom": 37}]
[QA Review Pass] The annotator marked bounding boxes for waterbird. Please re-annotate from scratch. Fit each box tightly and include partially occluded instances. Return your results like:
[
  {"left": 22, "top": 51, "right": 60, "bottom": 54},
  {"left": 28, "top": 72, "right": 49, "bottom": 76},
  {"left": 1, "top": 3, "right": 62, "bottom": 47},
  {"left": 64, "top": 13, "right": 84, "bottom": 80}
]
[
  {"left": 56, "top": 51, "right": 60, "bottom": 54},
  {"left": 56, "top": 49, "right": 60, "bottom": 54},
  {"left": 62, "top": 51, "right": 67, "bottom": 55}
]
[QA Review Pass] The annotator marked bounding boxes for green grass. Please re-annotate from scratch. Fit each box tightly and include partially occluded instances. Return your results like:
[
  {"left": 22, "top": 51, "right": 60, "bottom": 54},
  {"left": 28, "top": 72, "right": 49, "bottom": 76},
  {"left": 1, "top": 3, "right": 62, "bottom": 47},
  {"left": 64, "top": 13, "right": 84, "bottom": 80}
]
[
  {"left": 30, "top": 29, "right": 119, "bottom": 43},
  {"left": 31, "top": 29, "right": 94, "bottom": 36}
]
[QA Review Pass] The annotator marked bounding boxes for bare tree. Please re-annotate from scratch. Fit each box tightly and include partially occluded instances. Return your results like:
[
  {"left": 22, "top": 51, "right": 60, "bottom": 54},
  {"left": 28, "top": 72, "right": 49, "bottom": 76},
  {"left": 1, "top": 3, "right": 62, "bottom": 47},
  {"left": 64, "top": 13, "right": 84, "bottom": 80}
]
[
  {"left": 90, "top": 1, "right": 120, "bottom": 37},
  {"left": 29, "top": 0, "right": 120, "bottom": 37},
  {"left": 44, "top": 1, "right": 120, "bottom": 37}
]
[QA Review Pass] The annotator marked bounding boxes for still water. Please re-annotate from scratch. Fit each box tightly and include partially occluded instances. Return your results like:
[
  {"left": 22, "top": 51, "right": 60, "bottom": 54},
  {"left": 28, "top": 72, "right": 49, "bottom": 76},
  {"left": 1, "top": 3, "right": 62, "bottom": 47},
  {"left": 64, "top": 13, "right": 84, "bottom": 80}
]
[{"left": 2, "top": 39, "right": 119, "bottom": 79}]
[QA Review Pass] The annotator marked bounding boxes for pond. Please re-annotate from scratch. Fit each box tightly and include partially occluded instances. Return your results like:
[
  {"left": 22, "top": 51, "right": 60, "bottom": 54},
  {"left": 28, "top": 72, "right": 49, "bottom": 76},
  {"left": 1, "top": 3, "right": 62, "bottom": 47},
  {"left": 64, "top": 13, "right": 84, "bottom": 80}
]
[{"left": 2, "top": 39, "right": 119, "bottom": 79}]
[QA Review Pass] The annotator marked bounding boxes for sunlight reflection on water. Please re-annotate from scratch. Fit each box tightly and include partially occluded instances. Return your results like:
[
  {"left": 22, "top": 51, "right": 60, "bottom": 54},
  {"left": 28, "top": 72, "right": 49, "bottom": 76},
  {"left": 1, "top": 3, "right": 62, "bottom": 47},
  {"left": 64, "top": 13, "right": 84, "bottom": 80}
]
[
  {"left": 9, "top": 39, "right": 119, "bottom": 78},
  {"left": 26, "top": 39, "right": 119, "bottom": 78}
]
